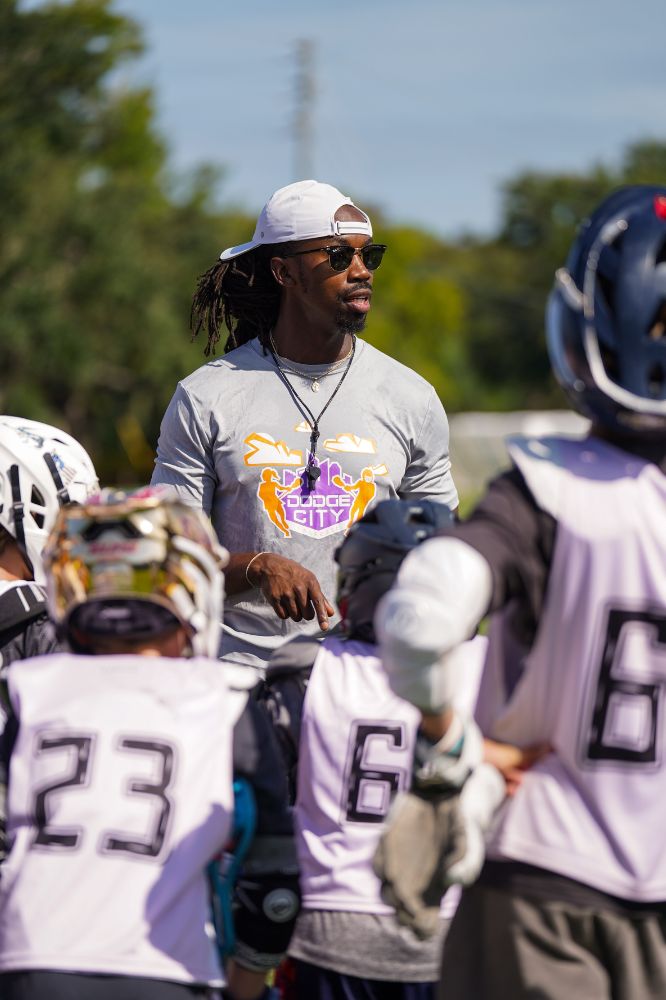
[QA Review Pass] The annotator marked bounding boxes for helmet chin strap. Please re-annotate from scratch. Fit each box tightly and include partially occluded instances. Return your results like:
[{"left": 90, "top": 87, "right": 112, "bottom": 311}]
[
  {"left": 8, "top": 464, "right": 32, "bottom": 577},
  {"left": 43, "top": 452, "right": 71, "bottom": 505},
  {"left": 8, "top": 453, "right": 72, "bottom": 580}
]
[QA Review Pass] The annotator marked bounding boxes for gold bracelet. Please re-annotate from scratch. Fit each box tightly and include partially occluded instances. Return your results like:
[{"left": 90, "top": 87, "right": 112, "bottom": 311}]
[{"left": 245, "top": 551, "right": 268, "bottom": 587}]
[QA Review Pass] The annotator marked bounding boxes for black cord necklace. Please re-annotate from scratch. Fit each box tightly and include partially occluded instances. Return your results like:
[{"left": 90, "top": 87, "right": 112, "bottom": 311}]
[{"left": 268, "top": 333, "right": 357, "bottom": 491}]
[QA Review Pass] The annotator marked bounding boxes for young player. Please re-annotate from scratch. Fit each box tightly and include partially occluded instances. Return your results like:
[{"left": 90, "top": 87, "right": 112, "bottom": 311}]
[
  {"left": 376, "top": 185, "right": 666, "bottom": 999},
  {"left": 0, "top": 487, "right": 299, "bottom": 1000},
  {"left": 0, "top": 415, "right": 98, "bottom": 668},
  {"left": 260, "top": 499, "right": 504, "bottom": 1000}
]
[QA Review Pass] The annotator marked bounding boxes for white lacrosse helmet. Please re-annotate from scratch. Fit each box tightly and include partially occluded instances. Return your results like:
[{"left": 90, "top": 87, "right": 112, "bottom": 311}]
[
  {"left": 44, "top": 486, "right": 228, "bottom": 658},
  {"left": 0, "top": 416, "right": 99, "bottom": 585}
]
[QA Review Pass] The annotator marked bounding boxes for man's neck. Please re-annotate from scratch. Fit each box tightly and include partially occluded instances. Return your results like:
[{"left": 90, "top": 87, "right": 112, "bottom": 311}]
[{"left": 270, "top": 322, "right": 353, "bottom": 365}]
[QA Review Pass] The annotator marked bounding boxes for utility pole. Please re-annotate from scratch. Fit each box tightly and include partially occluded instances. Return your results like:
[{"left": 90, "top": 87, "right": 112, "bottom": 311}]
[{"left": 293, "top": 39, "right": 315, "bottom": 180}]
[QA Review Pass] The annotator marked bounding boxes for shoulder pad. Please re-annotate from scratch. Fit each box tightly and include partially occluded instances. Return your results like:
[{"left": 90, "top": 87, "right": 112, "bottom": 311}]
[
  {"left": 223, "top": 663, "right": 262, "bottom": 694},
  {"left": 0, "top": 582, "right": 48, "bottom": 636}
]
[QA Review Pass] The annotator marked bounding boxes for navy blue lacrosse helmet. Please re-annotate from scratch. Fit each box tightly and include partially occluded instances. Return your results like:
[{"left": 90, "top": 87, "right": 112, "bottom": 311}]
[
  {"left": 546, "top": 185, "right": 666, "bottom": 438},
  {"left": 334, "top": 499, "right": 453, "bottom": 642}
]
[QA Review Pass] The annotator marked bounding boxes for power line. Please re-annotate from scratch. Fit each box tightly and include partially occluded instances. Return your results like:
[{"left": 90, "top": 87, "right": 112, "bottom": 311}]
[{"left": 293, "top": 39, "right": 315, "bottom": 181}]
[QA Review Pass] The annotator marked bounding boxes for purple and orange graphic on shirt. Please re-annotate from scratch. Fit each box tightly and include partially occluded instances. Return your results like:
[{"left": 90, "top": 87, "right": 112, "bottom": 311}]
[
  {"left": 256, "top": 468, "right": 302, "bottom": 536},
  {"left": 332, "top": 467, "right": 377, "bottom": 530},
  {"left": 244, "top": 430, "right": 388, "bottom": 538}
]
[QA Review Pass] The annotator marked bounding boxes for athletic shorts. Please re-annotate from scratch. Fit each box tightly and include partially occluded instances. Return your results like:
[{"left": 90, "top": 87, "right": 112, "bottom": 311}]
[
  {"left": 277, "top": 958, "right": 436, "bottom": 1000},
  {"left": 439, "top": 880, "right": 666, "bottom": 1000},
  {"left": 0, "top": 971, "right": 221, "bottom": 1000}
]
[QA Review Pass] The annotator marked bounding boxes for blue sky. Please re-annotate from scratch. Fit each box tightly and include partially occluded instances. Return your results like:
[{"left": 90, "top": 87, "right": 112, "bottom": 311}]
[{"left": 113, "top": 0, "right": 666, "bottom": 238}]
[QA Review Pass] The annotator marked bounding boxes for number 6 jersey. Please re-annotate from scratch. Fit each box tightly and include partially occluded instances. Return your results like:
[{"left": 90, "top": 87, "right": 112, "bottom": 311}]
[
  {"left": 462, "top": 435, "right": 666, "bottom": 902},
  {"left": 261, "top": 634, "right": 485, "bottom": 913},
  {"left": 0, "top": 652, "right": 243, "bottom": 985}
]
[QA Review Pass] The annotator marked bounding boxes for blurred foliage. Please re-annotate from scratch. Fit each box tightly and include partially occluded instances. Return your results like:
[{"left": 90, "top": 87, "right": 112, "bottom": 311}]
[
  {"left": 3, "top": 0, "right": 666, "bottom": 483},
  {"left": 0, "top": 0, "right": 245, "bottom": 483}
]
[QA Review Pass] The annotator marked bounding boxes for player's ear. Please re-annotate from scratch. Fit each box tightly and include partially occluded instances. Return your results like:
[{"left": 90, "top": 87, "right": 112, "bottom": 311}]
[{"left": 271, "top": 255, "right": 297, "bottom": 288}]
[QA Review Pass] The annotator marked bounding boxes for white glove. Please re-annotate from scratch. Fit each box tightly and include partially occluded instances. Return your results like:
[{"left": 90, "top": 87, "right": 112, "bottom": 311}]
[{"left": 445, "top": 762, "right": 505, "bottom": 886}]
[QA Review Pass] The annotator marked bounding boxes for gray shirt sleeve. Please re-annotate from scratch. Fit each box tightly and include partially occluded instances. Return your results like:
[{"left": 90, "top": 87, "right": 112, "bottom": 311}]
[
  {"left": 150, "top": 383, "right": 216, "bottom": 515},
  {"left": 398, "top": 387, "right": 458, "bottom": 509}
]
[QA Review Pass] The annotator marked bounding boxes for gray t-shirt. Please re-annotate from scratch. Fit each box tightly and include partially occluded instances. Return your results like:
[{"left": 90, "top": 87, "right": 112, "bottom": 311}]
[{"left": 152, "top": 336, "right": 458, "bottom": 672}]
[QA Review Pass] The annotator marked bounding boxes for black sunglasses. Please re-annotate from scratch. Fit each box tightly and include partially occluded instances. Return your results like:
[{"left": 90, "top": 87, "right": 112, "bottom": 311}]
[{"left": 282, "top": 243, "right": 387, "bottom": 273}]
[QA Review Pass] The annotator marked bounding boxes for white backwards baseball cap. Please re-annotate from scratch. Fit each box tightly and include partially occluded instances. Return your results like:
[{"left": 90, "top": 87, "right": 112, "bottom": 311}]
[{"left": 219, "top": 179, "right": 373, "bottom": 262}]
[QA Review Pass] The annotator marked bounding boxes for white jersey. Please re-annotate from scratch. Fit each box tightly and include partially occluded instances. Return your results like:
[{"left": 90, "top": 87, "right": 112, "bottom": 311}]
[
  {"left": 0, "top": 652, "right": 244, "bottom": 985},
  {"left": 295, "top": 635, "right": 485, "bottom": 915},
  {"left": 481, "top": 435, "right": 666, "bottom": 901}
]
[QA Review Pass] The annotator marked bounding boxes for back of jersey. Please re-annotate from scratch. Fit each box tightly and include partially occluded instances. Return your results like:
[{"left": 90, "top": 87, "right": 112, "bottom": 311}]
[
  {"left": 296, "top": 635, "right": 485, "bottom": 914},
  {"left": 484, "top": 436, "right": 666, "bottom": 902},
  {"left": 0, "top": 652, "right": 237, "bottom": 986}
]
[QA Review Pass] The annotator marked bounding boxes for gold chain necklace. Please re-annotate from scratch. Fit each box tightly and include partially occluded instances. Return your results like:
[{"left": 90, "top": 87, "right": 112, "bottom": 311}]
[{"left": 269, "top": 333, "right": 355, "bottom": 393}]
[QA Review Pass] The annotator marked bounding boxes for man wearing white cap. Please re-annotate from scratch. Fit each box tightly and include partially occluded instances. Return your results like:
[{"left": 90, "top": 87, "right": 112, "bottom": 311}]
[{"left": 152, "top": 180, "right": 458, "bottom": 679}]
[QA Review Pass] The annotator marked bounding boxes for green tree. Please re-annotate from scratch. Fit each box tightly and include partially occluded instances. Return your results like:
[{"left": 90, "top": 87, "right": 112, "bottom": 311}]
[
  {"left": 0, "top": 0, "right": 250, "bottom": 483},
  {"left": 367, "top": 223, "right": 480, "bottom": 411}
]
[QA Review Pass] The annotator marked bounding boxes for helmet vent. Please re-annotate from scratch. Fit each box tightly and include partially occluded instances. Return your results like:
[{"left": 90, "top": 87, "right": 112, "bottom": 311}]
[
  {"left": 655, "top": 238, "right": 666, "bottom": 265},
  {"left": 647, "top": 362, "right": 666, "bottom": 398},
  {"left": 648, "top": 302, "right": 666, "bottom": 341},
  {"left": 30, "top": 486, "right": 45, "bottom": 528},
  {"left": 595, "top": 229, "right": 628, "bottom": 318}
]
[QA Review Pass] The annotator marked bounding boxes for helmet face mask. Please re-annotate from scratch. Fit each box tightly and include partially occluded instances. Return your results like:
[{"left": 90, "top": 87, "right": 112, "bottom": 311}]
[
  {"left": 547, "top": 185, "right": 666, "bottom": 439},
  {"left": 45, "top": 487, "right": 229, "bottom": 658},
  {"left": 335, "top": 499, "right": 453, "bottom": 642},
  {"left": 0, "top": 417, "right": 99, "bottom": 584}
]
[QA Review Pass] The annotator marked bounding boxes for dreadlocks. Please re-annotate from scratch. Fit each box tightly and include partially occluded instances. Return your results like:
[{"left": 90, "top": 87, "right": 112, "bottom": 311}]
[{"left": 190, "top": 245, "right": 281, "bottom": 356}]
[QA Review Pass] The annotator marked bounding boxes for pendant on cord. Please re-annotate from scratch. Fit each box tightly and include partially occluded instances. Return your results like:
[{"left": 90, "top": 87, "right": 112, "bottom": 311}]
[
  {"left": 311, "top": 380, "right": 320, "bottom": 393},
  {"left": 305, "top": 429, "right": 321, "bottom": 490}
]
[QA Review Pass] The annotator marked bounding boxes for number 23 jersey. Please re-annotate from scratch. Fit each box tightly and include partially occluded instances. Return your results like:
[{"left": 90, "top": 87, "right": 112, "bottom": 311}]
[{"left": 0, "top": 652, "right": 239, "bottom": 985}]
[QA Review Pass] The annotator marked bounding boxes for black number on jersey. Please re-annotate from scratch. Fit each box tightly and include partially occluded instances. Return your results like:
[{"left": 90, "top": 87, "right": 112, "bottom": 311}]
[
  {"left": 583, "top": 607, "right": 666, "bottom": 766},
  {"left": 101, "top": 738, "right": 175, "bottom": 858},
  {"left": 30, "top": 730, "right": 177, "bottom": 858},
  {"left": 33, "top": 734, "right": 94, "bottom": 849},
  {"left": 343, "top": 722, "right": 408, "bottom": 824}
]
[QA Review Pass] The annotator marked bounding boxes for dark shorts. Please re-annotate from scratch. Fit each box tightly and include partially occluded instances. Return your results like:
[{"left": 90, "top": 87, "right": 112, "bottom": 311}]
[
  {"left": 439, "top": 878, "right": 666, "bottom": 1000},
  {"left": 0, "top": 971, "right": 220, "bottom": 1000},
  {"left": 277, "top": 958, "right": 436, "bottom": 1000}
]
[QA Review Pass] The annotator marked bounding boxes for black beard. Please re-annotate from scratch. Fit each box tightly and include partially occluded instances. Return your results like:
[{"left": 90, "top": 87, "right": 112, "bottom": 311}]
[{"left": 335, "top": 311, "right": 367, "bottom": 335}]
